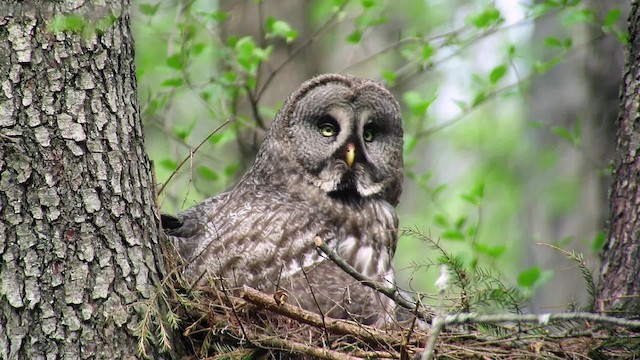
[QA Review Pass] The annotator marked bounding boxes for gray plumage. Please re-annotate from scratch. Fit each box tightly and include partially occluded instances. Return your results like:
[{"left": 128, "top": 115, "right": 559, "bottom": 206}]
[{"left": 164, "top": 74, "right": 403, "bottom": 325}]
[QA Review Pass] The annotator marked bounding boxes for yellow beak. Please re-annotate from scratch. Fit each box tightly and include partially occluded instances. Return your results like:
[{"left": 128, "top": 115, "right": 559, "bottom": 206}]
[{"left": 345, "top": 143, "right": 355, "bottom": 168}]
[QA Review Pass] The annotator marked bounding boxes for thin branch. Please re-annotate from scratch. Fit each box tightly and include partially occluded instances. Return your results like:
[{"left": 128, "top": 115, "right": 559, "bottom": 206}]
[
  {"left": 251, "top": 335, "right": 362, "bottom": 360},
  {"left": 300, "top": 266, "right": 331, "bottom": 346},
  {"left": 314, "top": 237, "right": 433, "bottom": 322},
  {"left": 240, "top": 286, "right": 407, "bottom": 347},
  {"left": 422, "top": 316, "right": 445, "bottom": 360},
  {"left": 443, "top": 312, "right": 640, "bottom": 329},
  {"left": 157, "top": 119, "right": 231, "bottom": 195}
]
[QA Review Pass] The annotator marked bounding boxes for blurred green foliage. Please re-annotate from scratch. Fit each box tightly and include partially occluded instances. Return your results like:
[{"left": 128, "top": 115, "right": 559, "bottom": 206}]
[{"left": 132, "top": 0, "right": 624, "bottom": 310}]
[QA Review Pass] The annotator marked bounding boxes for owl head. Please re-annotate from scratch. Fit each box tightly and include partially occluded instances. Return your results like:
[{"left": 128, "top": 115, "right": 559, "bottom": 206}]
[{"left": 252, "top": 74, "right": 403, "bottom": 206}]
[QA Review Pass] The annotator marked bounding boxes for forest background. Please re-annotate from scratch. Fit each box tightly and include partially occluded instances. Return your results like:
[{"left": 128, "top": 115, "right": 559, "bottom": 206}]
[{"left": 138, "top": 0, "right": 627, "bottom": 313}]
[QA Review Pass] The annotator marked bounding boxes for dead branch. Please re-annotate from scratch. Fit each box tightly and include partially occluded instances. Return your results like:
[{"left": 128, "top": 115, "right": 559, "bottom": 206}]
[
  {"left": 314, "top": 236, "right": 433, "bottom": 322},
  {"left": 240, "top": 286, "right": 409, "bottom": 347}
]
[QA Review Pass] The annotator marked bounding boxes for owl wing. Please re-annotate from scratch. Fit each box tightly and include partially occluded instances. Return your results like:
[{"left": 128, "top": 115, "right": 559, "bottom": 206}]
[{"left": 165, "top": 187, "right": 332, "bottom": 289}]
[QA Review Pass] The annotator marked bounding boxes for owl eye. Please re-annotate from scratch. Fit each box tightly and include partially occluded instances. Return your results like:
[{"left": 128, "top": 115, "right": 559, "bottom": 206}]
[
  {"left": 363, "top": 126, "right": 376, "bottom": 142},
  {"left": 320, "top": 123, "right": 337, "bottom": 137}
]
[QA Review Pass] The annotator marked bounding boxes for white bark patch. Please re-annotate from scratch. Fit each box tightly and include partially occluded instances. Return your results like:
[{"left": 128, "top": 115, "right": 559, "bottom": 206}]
[
  {"left": 117, "top": 217, "right": 140, "bottom": 245},
  {"left": 65, "top": 88, "right": 86, "bottom": 123},
  {"left": 0, "top": 257, "right": 24, "bottom": 308},
  {"left": 64, "top": 261, "right": 88, "bottom": 304},
  {"left": 11, "top": 160, "right": 31, "bottom": 184},
  {"left": 7, "top": 20, "right": 35, "bottom": 63},
  {"left": 46, "top": 68, "right": 63, "bottom": 92},
  {"left": 92, "top": 266, "right": 115, "bottom": 300},
  {"left": 81, "top": 188, "right": 101, "bottom": 213},
  {"left": 0, "top": 100, "right": 16, "bottom": 127},
  {"left": 78, "top": 70, "right": 95, "bottom": 90},
  {"left": 81, "top": 304, "right": 93, "bottom": 321},
  {"left": 62, "top": 306, "right": 81, "bottom": 331},
  {"left": 24, "top": 278, "right": 40, "bottom": 309},
  {"left": 65, "top": 139, "right": 85, "bottom": 156},
  {"left": 103, "top": 296, "right": 128, "bottom": 327},
  {"left": 92, "top": 153, "right": 108, "bottom": 180},
  {"left": 57, "top": 113, "right": 86, "bottom": 141},
  {"left": 34, "top": 126, "right": 51, "bottom": 147},
  {"left": 2, "top": 79, "right": 12, "bottom": 98},
  {"left": 26, "top": 106, "right": 40, "bottom": 126},
  {"left": 38, "top": 187, "right": 59, "bottom": 207},
  {"left": 78, "top": 224, "right": 96, "bottom": 261},
  {"left": 21, "top": 87, "right": 32, "bottom": 106}
]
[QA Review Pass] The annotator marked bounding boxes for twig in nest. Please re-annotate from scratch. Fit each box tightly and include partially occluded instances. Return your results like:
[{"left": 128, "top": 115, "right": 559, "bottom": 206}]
[
  {"left": 251, "top": 335, "right": 361, "bottom": 360},
  {"left": 314, "top": 236, "right": 432, "bottom": 322},
  {"left": 240, "top": 286, "right": 410, "bottom": 347}
]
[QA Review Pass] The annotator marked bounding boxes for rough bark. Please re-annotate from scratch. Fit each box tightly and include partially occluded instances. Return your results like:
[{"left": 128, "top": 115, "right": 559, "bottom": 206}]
[
  {"left": 598, "top": 0, "right": 640, "bottom": 315},
  {"left": 0, "top": 1, "right": 165, "bottom": 358}
]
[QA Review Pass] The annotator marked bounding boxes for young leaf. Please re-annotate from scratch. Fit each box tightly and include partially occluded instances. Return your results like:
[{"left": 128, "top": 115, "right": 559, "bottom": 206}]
[
  {"left": 198, "top": 166, "right": 220, "bottom": 181},
  {"left": 467, "top": 7, "right": 503, "bottom": 29},
  {"left": 166, "top": 54, "right": 184, "bottom": 70},
  {"left": 161, "top": 78, "right": 184, "bottom": 87},
  {"left": 266, "top": 17, "right": 298, "bottom": 43},
  {"left": 139, "top": 3, "right": 160, "bottom": 17},
  {"left": 543, "top": 36, "right": 563, "bottom": 48},
  {"left": 346, "top": 30, "right": 363, "bottom": 43},
  {"left": 489, "top": 64, "right": 507, "bottom": 84},
  {"left": 441, "top": 229, "right": 465, "bottom": 241},
  {"left": 517, "top": 266, "right": 541, "bottom": 288},
  {"left": 159, "top": 159, "right": 177, "bottom": 171}
]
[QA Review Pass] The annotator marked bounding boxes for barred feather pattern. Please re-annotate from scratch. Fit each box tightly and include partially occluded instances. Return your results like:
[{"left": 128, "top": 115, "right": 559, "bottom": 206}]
[{"left": 166, "top": 74, "right": 403, "bottom": 325}]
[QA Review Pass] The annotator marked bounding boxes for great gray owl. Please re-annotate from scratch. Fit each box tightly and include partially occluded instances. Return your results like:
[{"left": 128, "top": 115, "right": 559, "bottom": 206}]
[{"left": 162, "top": 73, "right": 403, "bottom": 325}]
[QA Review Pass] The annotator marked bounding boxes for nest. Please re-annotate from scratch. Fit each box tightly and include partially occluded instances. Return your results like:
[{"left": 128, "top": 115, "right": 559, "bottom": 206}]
[
  {"left": 148, "top": 276, "right": 639, "bottom": 360},
  {"left": 143, "top": 236, "right": 640, "bottom": 359}
]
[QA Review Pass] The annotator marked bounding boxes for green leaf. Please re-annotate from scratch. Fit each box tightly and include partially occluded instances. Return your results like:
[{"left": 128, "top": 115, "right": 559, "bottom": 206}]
[
  {"left": 234, "top": 37, "right": 271, "bottom": 72},
  {"left": 266, "top": 17, "right": 298, "bottom": 43},
  {"left": 461, "top": 182, "right": 484, "bottom": 205},
  {"left": 192, "top": 42, "right": 207, "bottom": 55},
  {"left": 604, "top": 9, "right": 622, "bottom": 27},
  {"left": 49, "top": 14, "right": 86, "bottom": 33},
  {"left": 552, "top": 119, "right": 580, "bottom": 146},
  {"left": 471, "top": 91, "right": 486, "bottom": 107},
  {"left": 198, "top": 166, "right": 220, "bottom": 181},
  {"left": 517, "top": 267, "right": 541, "bottom": 288},
  {"left": 360, "top": 0, "right": 378, "bottom": 8},
  {"left": 159, "top": 159, "right": 177, "bottom": 170},
  {"left": 434, "top": 214, "right": 449, "bottom": 227},
  {"left": 224, "top": 163, "right": 240, "bottom": 177},
  {"left": 441, "top": 229, "right": 465, "bottom": 241},
  {"left": 518, "top": 266, "right": 553, "bottom": 289},
  {"left": 403, "top": 91, "right": 437, "bottom": 116},
  {"left": 534, "top": 56, "right": 562, "bottom": 74},
  {"left": 489, "top": 64, "right": 507, "bottom": 84},
  {"left": 474, "top": 243, "right": 507, "bottom": 258},
  {"left": 467, "top": 7, "right": 502, "bottom": 29},
  {"left": 381, "top": 70, "right": 397, "bottom": 85},
  {"left": 421, "top": 43, "right": 435, "bottom": 62},
  {"left": 166, "top": 54, "right": 184, "bottom": 70},
  {"left": 161, "top": 78, "right": 184, "bottom": 87},
  {"left": 139, "top": 3, "right": 160, "bottom": 17},
  {"left": 346, "top": 30, "right": 363, "bottom": 43},
  {"left": 543, "top": 36, "right": 563, "bottom": 48},
  {"left": 563, "top": 8, "right": 596, "bottom": 26},
  {"left": 200, "top": 10, "right": 229, "bottom": 23}
]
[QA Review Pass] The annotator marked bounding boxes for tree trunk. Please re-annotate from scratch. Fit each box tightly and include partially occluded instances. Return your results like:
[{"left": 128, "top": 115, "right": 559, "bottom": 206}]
[
  {"left": 598, "top": 0, "right": 640, "bottom": 315},
  {"left": 0, "top": 1, "right": 165, "bottom": 358}
]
